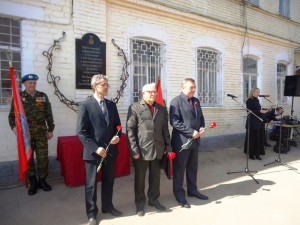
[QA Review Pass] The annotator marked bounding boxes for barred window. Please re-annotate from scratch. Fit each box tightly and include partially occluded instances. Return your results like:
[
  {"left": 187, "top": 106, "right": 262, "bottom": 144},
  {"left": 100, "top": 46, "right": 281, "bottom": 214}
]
[
  {"left": 243, "top": 57, "right": 258, "bottom": 101},
  {"left": 0, "top": 17, "right": 21, "bottom": 108},
  {"left": 130, "top": 38, "right": 164, "bottom": 102},
  {"left": 277, "top": 62, "right": 287, "bottom": 104},
  {"left": 197, "top": 48, "right": 222, "bottom": 107},
  {"left": 279, "top": 0, "right": 290, "bottom": 18}
]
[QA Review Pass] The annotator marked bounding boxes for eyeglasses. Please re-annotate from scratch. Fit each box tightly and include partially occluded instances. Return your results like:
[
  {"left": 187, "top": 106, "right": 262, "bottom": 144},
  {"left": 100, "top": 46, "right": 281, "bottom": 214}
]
[
  {"left": 145, "top": 90, "right": 157, "bottom": 95},
  {"left": 96, "top": 83, "right": 110, "bottom": 88}
]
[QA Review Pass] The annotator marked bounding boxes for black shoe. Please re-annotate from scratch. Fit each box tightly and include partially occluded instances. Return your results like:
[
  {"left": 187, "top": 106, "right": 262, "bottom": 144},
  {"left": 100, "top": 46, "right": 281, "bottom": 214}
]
[
  {"left": 136, "top": 207, "right": 145, "bottom": 217},
  {"left": 28, "top": 176, "right": 38, "bottom": 195},
  {"left": 265, "top": 143, "right": 271, "bottom": 147},
  {"left": 148, "top": 201, "right": 167, "bottom": 211},
  {"left": 178, "top": 200, "right": 191, "bottom": 208},
  {"left": 102, "top": 207, "right": 123, "bottom": 217},
  {"left": 249, "top": 156, "right": 255, "bottom": 160},
  {"left": 38, "top": 178, "right": 52, "bottom": 191},
  {"left": 187, "top": 192, "right": 209, "bottom": 200},
  {"left": 88, "top": 218, "right": 96, "bottom": 225},
  {"left": 255, "top": 156, "right": 262, "bottom": 160}
]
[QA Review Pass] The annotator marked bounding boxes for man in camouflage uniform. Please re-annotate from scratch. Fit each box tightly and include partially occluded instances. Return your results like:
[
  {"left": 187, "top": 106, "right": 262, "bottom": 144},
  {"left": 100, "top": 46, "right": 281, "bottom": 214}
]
[{"left": 8, "top": 74, "right": 55, "bottom": 195}]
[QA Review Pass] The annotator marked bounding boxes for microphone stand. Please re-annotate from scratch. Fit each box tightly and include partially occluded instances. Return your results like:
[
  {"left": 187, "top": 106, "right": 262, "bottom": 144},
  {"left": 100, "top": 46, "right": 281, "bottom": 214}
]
[
  {"left": 227, "top": 97, "right": 262, "bottom": 184},
  {"left": 261, "top": 97, "right": 297, "bottom": 170},
  {"left": 290, "top": 96, "right": 294, "bottom": 118},
  {"left": 264, "top": 113, "right": 297, "bottom": 170},
  {"left": 261, "top": 96, "right": 274, "bottom": 106},
  {"left": 261, "top": 96, "right": 275, "bottom": 149}
]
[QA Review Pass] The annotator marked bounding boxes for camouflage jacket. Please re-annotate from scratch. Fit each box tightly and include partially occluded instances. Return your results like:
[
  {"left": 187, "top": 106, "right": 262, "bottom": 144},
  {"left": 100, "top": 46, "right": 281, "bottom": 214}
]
[{"left": 8, "top": 90, "right": 55, "bottom": 132}]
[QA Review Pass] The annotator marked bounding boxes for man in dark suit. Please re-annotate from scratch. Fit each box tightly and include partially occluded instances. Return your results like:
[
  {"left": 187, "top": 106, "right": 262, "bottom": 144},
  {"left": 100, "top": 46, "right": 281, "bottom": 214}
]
[
  {"left": 169, "top": 78, "right": 208, "bottom": 209},
  {"left": 77, "top": 74, "right": 123, "bottom": 225},
  {"left": 126, "top": 83, "right": 172, "bottom": 217}
]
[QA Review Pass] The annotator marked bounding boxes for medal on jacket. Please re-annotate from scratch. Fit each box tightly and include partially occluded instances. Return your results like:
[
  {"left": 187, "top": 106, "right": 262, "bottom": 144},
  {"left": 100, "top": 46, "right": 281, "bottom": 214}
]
[{"left": 36, "top": 96, "right": 45, "bottom": 106}]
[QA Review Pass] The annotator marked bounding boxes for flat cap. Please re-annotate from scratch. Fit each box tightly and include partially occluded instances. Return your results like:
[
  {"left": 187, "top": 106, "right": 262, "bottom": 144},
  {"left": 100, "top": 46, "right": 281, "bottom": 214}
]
[{"left": 21, "top": 74, "right": 39, "bottom": 83}]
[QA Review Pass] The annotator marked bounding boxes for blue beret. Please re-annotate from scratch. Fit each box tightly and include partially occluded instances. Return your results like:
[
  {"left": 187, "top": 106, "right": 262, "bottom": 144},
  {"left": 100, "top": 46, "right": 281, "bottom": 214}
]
[{"left": 21, "top": 74, "right": 39, "bottom": 83}]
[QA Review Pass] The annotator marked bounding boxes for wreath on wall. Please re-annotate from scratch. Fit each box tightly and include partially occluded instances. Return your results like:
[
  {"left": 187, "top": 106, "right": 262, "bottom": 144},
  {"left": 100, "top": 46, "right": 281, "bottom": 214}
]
[{"left": 43, "top": 32, "right": 129, "bottom": 112}]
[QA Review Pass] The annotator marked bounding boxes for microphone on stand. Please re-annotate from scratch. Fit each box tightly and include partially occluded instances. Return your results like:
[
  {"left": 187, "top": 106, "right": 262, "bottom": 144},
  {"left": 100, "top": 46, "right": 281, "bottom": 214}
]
[
  {"left": 227, "top": 94, "right": 238, "bottom": 98},
  {"left": 259, "top": 95, "right": 272, "bottom": 107}
]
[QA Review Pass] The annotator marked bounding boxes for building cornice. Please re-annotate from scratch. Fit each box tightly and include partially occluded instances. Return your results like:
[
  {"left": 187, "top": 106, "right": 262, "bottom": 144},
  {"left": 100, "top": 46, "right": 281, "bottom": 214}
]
[{"left": 107, "top": 0, "right": 299, "bottom": 48}]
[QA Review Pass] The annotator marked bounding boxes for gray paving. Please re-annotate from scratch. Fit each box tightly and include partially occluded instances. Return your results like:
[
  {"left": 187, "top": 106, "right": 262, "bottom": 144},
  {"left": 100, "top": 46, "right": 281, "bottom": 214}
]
[{"left": 1, "top": 141, "right": 300, "bottom": 225}]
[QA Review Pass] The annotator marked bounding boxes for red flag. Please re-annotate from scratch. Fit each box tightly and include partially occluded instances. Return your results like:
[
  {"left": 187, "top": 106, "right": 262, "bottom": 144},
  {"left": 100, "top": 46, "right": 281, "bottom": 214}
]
[
  {"left": 156, "top": 77, "right": 164, "bottom": 106},
  {"left": 9, "top": 65, "right": 32, "bottom": 187}
]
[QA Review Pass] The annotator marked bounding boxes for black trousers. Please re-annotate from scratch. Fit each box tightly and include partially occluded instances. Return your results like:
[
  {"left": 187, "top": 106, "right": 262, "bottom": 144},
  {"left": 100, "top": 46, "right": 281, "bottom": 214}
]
[
  {"left": 133, "top": 158, "right": 160, "bottom": 208},
  {"left": 173, "top": 147, "right": 199, "bottom": 202},
  {"left": 84, "top": 157, "right": 116, "bottom": 219}
]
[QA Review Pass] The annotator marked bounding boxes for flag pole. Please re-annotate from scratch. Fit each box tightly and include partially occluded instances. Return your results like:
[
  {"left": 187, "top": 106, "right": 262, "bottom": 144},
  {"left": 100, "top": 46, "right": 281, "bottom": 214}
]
[{"left": 8, "top": 52, "right": 32, "bottom": 187}]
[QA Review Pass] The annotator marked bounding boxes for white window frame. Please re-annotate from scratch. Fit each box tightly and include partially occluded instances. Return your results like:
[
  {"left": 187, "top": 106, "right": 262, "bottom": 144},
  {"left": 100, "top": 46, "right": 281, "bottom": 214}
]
[
  {"left": 129, "top": 37, "right": 165, "bottom": 103},
  {"left": 279, "top": 0, "right": 290, "bottom": 18},
  {"left": 0, "top": 17, "right": 21, "bottom": 109},
  {"left": 243, "top": 56, "right": 258, "bottom": 102},
  {"left": 246, "top": 0, "right": 259, "bottom": 6},
  {"left": 277, "top": 62, "right": 288, "bottom": 104},
  {"left": 196, "top": 47, "right": 222, "bottom": 107}
]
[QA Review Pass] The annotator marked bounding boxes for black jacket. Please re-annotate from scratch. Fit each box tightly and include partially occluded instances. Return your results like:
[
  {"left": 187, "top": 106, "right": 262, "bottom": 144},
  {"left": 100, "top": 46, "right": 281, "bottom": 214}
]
[
  {"left": 77, "top": 96, "right": 121, "bottom": 161},
  {"left": 245, "top": 97, "right": 264, "bottom": 129}
]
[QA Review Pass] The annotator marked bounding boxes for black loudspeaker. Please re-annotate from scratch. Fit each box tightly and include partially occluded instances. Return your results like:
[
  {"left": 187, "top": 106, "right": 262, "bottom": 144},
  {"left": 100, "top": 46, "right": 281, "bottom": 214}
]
[
  {"left": 273, "top": 140, "right": 290, "bottom": 154},
  {"left": 284, "top": 75, "right": 300, "bottom": 96}
]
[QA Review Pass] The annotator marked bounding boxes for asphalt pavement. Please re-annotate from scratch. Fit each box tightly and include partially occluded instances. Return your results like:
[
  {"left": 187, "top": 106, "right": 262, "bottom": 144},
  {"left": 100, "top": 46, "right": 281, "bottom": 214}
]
[{"left": 1, "top": 140, "right": 300, "bottom": 225}]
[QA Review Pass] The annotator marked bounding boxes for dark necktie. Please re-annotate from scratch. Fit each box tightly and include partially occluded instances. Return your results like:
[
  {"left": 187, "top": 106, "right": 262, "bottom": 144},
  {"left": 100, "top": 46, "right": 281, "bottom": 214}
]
[
  {"left": 188, "top": 98, "right": 195, "bottom": 111},
  {"left": 147, "top": 103, "right": 155, "bottom": 117},
  {"left": 100, "top": 100, "right": 109, "bottom": 124}
]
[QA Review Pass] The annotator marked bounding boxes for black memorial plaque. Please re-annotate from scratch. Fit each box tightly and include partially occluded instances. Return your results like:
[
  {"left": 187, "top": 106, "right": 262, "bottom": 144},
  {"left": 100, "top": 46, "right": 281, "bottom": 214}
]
[{"left": 76, "top": 33, "right": 106, "bottom": 89}]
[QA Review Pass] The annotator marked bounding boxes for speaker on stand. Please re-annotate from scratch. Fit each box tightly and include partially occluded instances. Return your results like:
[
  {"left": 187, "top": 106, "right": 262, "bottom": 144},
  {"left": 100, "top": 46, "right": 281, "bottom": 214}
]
[
  {"left": 263, "top": 76, "right": 299, "bottom": 169},
  {"left": 284, "top": 75, "right": 300, "bottom": 118},
  {"left": 284, "top": 75, "right": 300, "bottom": 146}
]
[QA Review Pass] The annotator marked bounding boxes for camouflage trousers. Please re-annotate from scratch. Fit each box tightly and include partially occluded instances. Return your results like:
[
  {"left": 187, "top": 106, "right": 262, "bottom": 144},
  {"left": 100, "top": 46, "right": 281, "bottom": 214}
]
[{"left": 27, "top": 127, "right": 49, "bottom": 179}]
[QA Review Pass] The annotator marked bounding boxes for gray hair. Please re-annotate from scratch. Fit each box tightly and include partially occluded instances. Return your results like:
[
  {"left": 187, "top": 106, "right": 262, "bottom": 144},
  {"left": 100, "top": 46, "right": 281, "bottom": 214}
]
[
  {"left": 181, "top": 78, "right": 195, "bottom": 88},
  {"left": 142, "top": 83, "right": 156, "bottom": 92},
  {"left": 91, "top": 74, "right": 108, "bottom": 90}
]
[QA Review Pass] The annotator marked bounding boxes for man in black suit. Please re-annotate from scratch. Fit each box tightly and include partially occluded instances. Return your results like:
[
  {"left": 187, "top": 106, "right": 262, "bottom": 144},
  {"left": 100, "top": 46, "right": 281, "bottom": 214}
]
[
  {"left": 126, "top": 83, "right": 172, "bottom": 217},
  {"left": 169, "top": 78, "right": 208, "bottom": 209},
  {"left": 77, "top": 74, "right": 123, "bottom": 225}
]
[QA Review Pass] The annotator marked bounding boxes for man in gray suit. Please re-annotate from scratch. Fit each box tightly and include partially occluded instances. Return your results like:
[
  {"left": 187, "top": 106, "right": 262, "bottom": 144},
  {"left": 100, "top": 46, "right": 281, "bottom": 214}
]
[
  {"left": 77, "top": 74, "right": 123, "bottom": 225},
  {"left": 126, "top": 83, "right": 172, "bottom": 217},
  {"left": 169, "top": 78, "right": 208, "bottom": 209}
]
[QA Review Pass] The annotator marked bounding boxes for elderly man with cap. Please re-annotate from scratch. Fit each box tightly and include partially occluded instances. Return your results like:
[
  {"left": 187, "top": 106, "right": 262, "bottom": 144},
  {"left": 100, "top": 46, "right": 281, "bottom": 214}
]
[{"left": 8, "top": 73, "right": 55, "bottom": 195}]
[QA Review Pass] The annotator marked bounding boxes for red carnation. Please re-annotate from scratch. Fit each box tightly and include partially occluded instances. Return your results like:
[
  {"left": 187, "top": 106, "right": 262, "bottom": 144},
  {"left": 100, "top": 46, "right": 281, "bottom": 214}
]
[
  {"left": 168, "top": 152, "right": 176, "bottom": 160},
  {"left": 209, "top": 121, "right": 217, "bottom": 128}
]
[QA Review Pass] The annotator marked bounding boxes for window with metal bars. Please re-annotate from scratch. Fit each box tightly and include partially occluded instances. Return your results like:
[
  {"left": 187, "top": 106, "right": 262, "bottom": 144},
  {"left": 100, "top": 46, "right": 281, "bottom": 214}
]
[
  {"left": 0, "top": 17, "right": 21, "bottom": 108},
  {"left": 243, "top": 56, "right": 258, "bottom": 101},
  {"left": 130, "top": 38, "right": 164, "bottom": 102},
  {"left": 277, "top": 62, "right": 287, "bottom": 104},
  {"left": 196, "top": 48, "right": 222, "bottom": 107}
]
